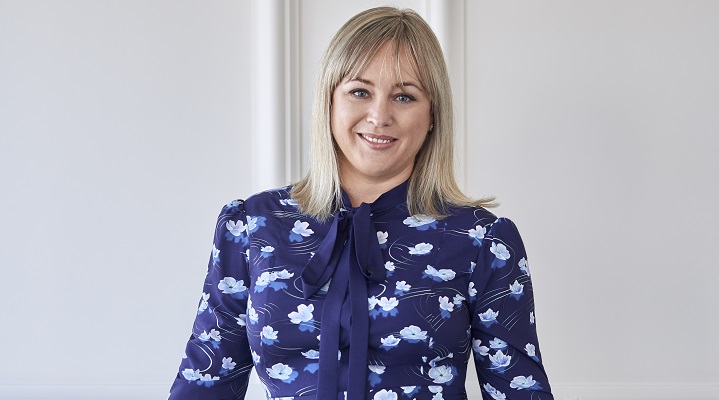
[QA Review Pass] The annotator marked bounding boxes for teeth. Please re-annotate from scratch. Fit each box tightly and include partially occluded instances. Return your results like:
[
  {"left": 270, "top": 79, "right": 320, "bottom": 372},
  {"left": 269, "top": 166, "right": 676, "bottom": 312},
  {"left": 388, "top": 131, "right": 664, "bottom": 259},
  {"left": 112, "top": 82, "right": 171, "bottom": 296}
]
[{"left": 362, "top": 134, "right": 392, "bottom": 144}]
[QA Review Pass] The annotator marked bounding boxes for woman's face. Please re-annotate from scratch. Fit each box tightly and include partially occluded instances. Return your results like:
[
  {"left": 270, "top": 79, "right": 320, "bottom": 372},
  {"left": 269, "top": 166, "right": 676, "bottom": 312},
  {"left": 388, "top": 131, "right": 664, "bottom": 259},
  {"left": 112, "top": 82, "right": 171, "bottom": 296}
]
[{"left": 331, "top": 41, "right": 432, "bottom": 188}]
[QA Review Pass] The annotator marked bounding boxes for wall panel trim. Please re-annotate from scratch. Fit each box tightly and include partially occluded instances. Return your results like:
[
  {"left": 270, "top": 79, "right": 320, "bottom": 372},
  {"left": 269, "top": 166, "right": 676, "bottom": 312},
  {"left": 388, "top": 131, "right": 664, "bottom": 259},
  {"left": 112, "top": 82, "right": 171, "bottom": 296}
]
[
  {"left": 425, "top": 0, "right": 467, "bottom": 189},
  {"left": 1, "top": 383, "right": 717, "bottom": 399}
]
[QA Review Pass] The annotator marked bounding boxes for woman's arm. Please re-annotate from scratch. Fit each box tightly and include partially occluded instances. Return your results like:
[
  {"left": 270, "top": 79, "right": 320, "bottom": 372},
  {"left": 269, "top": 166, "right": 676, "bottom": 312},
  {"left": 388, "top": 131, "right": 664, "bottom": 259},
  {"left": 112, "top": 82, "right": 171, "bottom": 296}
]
[
  {"left": 169, "top": 201, "right": 254, "bottom": 400},
  {"left": 469, "top": 217, "right": 554, "bottom": 400}
]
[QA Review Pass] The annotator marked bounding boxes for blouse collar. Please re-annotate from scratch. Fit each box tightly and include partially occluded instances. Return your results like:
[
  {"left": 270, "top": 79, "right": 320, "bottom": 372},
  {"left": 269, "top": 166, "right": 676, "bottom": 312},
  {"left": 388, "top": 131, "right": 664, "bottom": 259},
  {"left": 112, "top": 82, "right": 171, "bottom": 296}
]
[{"left": 339, "top": 178, "right": 409, "bottom": 215}]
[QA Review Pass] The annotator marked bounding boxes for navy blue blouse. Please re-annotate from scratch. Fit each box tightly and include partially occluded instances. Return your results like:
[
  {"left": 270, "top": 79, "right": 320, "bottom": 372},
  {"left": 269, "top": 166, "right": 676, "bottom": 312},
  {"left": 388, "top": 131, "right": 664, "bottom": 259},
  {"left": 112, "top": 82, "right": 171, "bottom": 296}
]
[{"left": 169, "top": 181, "right": 553, "bottom": 400}]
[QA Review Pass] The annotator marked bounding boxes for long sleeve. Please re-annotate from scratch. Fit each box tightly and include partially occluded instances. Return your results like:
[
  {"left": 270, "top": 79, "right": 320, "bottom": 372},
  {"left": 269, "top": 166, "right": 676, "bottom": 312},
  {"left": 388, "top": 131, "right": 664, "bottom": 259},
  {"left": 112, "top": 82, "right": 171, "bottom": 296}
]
[
  {"left": 469, "top": 217, "right": 553, "bottom": 400},
  {"left": 169, "top": 200, "right": 254, "bottom": 399}
]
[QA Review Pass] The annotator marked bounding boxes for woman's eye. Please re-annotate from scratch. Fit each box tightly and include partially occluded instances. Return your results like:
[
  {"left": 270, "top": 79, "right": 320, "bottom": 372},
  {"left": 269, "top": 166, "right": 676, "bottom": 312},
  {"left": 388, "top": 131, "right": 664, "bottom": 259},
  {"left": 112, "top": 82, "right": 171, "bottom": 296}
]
[
  {"left": 395, "top": 94, "right": 414, "bottom": 103},
  {"left": 350, "top": 89, "right": 369, "bottom": 98}
]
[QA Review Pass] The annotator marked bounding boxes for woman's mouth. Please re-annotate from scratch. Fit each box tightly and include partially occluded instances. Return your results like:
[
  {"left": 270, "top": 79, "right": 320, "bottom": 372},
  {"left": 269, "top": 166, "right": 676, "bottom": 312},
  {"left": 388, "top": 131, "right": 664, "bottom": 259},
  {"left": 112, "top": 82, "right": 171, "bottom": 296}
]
[{"left": 360, "top": 133, "right": 394, "bottom": 144}]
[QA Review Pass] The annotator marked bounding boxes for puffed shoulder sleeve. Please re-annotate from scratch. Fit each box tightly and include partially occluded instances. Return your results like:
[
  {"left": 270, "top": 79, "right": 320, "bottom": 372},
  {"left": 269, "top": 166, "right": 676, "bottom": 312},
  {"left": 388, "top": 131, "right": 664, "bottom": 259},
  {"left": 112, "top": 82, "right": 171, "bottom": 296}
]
[
  {"left": 169, "top": 200, "right": 254, "bottom": 400},
  {"left": 469, "top": 217, "right": 553, "bottom": 400}
]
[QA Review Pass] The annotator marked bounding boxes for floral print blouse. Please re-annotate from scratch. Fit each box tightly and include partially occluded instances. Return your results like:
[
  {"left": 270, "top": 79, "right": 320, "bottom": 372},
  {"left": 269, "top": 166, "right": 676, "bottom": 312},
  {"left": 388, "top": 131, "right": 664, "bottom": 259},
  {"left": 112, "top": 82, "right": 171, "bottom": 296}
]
[{"left": 169, "top": 181, "right": 553, "bottom": 400}]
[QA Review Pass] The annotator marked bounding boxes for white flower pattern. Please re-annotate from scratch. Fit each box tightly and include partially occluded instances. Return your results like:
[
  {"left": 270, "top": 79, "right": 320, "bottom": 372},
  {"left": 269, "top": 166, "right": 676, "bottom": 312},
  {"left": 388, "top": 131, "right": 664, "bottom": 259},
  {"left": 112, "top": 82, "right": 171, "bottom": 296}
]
[
  {"left": 217, "top": 277, "right": 247, "bottom": 294},
  {"left": 287, "top": 304, "right": 314, "bottom": 324},
  {"left": 423, "top": 265, "right": 456, "bottom": 281},
  {"left": 399, "top": 325, "right": 428, "bottom": 341},
  {"left": 170, "top": 190, "right": 552, "bottom": 399},
  {"left": 409, "top": 242, "right": 433, "bottom": 255},
  {"left": 428, "top": 365, "right": 453, "bottom": 384},
  {"left": 266, "top": 363, "right": 293, "bottom": 381},
  {"left": 291, "top": 220, "right": 314, "bottom": 237}
]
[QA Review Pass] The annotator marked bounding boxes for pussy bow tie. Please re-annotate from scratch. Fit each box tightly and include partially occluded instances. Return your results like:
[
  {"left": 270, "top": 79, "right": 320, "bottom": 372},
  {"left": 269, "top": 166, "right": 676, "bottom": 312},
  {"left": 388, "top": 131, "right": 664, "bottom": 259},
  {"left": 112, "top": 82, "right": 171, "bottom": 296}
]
[{"left": 300, "top": 182, "right": 407, "bottom": 399}]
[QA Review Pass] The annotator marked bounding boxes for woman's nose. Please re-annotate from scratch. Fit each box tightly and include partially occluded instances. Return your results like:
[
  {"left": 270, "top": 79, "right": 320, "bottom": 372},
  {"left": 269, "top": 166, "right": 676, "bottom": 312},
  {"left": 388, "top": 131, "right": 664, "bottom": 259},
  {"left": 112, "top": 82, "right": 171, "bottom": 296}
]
[{"left": 366, "top": 98, "right": 393, "bottom": 127}]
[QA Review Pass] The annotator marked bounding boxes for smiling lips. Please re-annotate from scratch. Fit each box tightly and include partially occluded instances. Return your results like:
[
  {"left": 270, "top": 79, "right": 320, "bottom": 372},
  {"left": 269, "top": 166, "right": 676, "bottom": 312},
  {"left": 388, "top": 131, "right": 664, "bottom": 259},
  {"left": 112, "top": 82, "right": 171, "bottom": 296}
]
[{"left": 360, "top": 133, "right": 394, "bottom": 145}]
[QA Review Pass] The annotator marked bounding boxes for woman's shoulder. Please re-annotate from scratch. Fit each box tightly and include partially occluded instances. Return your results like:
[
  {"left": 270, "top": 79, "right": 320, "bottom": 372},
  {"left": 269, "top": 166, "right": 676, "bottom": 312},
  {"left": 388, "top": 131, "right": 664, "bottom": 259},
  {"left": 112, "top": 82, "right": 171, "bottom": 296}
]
[
  {"left": 443, "top": 203, "right": 498, "bottom": 226},
  {"left": 221, "top": 185, "right": 299, "bottom": 216},
  {"left": 443, "top": 204, "right": 524, "bottom": 240}
]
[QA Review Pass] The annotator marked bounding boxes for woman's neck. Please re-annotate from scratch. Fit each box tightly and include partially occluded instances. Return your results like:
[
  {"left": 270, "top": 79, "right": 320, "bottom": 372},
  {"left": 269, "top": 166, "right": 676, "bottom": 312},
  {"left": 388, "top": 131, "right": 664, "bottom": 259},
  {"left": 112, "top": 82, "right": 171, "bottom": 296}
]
[{"left": 340, "top": 172, "right": 411, "bottom": 208}]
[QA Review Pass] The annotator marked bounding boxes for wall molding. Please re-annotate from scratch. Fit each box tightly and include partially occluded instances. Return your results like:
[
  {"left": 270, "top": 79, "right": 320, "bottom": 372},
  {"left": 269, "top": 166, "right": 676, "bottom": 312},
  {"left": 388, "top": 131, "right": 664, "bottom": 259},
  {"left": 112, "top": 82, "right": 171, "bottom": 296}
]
[
  {"left": 250, "top": 0, "right": 284, "bottom": 192},
  {"left": 424, "top": 0, "right": 467, "bottom": 189},
  {"left": 285, "top": 0, "right": 302, "bottom": 182},
  {"left": 1, "top": 382, "right": 717, "bottom": 399},
  {"left": 0, "top": 384, "right": 169, "bottom": 399},
  {"left": 251, "top": 0, "right": 302, "bottom": 192},
  {"left": 551, "top": 382, "right": 719, "bottom": 400}
]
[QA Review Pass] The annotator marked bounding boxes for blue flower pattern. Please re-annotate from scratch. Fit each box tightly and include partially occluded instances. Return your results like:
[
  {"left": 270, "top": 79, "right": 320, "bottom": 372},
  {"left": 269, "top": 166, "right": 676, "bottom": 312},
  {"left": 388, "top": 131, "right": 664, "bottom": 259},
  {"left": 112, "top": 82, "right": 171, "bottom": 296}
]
[{"left": 170, "top": 184, "right": 553, "bottom": 399}]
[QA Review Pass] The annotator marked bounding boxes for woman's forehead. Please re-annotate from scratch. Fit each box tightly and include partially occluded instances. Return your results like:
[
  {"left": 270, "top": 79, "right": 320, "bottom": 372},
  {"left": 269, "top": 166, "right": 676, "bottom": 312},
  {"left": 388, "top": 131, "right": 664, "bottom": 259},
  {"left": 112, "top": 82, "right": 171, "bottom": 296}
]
[{"left": 345, "top": 41, "right": 423, "bottom": 86}]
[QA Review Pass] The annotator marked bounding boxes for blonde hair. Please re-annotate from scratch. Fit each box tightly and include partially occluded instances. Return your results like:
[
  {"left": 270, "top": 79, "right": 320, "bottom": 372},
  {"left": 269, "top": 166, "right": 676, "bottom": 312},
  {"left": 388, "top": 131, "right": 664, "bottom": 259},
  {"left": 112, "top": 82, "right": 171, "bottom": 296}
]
[{"left": 292, "top": 6, "right": 495, "bottom": 220}]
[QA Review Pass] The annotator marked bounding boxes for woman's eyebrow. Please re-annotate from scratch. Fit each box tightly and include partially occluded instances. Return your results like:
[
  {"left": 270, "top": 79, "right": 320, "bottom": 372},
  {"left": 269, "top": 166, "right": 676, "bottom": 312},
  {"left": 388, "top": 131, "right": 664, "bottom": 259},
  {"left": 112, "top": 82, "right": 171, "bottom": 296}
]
[{"left": 346, "top": 77, "right": 423, "bottom": 90}]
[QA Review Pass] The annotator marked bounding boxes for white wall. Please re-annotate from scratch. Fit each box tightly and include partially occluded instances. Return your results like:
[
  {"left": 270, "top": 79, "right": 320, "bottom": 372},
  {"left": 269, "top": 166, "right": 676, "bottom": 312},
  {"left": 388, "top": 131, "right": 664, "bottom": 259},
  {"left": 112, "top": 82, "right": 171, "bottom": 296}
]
[
  {"left": 1, "top": 1, "right": 717, "bottom": 399},
  {"left": 0, "top": 1, "right": 252, "bottom": 398},
  {"left": 466, "top": 2, "right": 719, "bottom": 398}
]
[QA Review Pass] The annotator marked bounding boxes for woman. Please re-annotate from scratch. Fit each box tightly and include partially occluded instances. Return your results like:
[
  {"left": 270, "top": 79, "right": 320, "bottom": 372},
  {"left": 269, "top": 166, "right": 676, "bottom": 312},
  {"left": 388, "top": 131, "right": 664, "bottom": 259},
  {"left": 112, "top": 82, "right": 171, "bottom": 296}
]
[{"left": 170, "top": 7, "right": 553, "bottom": 400}]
